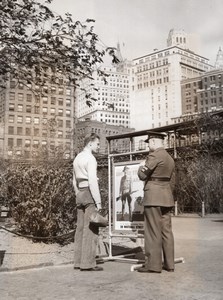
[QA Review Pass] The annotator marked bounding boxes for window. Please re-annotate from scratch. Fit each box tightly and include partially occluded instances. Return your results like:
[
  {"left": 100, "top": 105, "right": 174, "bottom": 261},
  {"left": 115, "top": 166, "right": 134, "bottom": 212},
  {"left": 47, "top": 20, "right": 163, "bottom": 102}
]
[
  {"left": 66, "top": 109, "right": 71, "bottom": 117},
  {"left": 58, "top": 119, "right": 63, "bottom": 127},
  {"left": 9, "top": 103, "right": 15, "bottom": 111},
  {"left": 51, "top": 97, "right": 56, "bottom": 105},
  {"left": 42, "top": 129, "right": 47, "bottom": 137},
  {"left": 8, "top": 126, "right": 14, "bottom": 134},
  {"left": 66, "top": 88, "right": 71, "bottom": 96},
  {"left": 43, "top": 86, "right": 48, "bottom": 94},
  {"left": 17, "top": 139, "right": 22, "bottom": 147},
  {"left": 17, "top": 116, "right": 23, "bottom": 123},
  {"left": 26, "top": 116, "right": 31, "bottom": 124},
  {"left": 25, "top": 139, "right": 31, "bottom": 147},
  {"left": 26, "top": 128, "right": 31, "bottom": 135},
  {"left": 58, "top": 130, "right": 63, "bottom": 138},
  {"left": 66, "top": 99, "right": 71, "bottom": 107},
  {"left": 10, "top": 81, "right": 16, "bottom": 88},
  {"left": 9, "top": 92, "right": 15, "bottom": 100},
  {"left": 50, "top": 108, "right": 55, "bottom": 115},
  {"left": 58, "top": 98, "right": 63, "bottom": 106},
  {"left": 18, "top": 93, "right": 24, "bottom": 101},
  {"left": 34, "top": 128, "right": 39, "bottom": 136},
  {"left": 26, "top": 105, "right": 32, "bottom": 113},
  {"left": 8, "top": 138, "right": 14, "bottom": 147},
  {"left": 42, "top": 96, "right": 48, "bottom": 104},
  {"left": 34, "top": 117, "right": 40, "bottom": 125},
  {"left": 58, "top": 87, "right": 64, "bottom": 95},
  {"left": 58, "top": 109, "right": 63, "bottom": 116},
  {"left": 33, "top": 140, "right": 39, "bottom": 148},
  {"left": 66, "top": 120, "right": 71, "bottom": 128},
  {"left": 9, "top": 115, "right": 14, "bottom": 123},
  {"left": 51, "top": 86, "right": 56, "bottom": 94},
  {"left": 43, "top": 107, "right": 48, "bottom": 114},
  {"left": 17, "top": 127, "right": 22, "bottom": 135},
  {"left": 34, "top": 106, "right": 40, "bottom": 114},
  {"left": 18, "top": 104, "right": 23, "bottom": 112},
  {"left": 26, "top": 94, "right": 32, "bottom": 102}
]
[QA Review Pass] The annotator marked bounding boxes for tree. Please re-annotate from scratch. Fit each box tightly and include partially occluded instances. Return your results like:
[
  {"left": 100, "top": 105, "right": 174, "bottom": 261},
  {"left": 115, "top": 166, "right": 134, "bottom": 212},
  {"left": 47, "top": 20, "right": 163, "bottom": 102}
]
[{"left": 0, "top": 0, "right": 118, "bottom": 105}]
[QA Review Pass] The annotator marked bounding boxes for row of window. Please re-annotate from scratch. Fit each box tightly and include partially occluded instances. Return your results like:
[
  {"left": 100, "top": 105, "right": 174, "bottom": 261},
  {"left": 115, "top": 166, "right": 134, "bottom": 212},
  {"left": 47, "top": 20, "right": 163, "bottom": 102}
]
[
  {"left": 9, "top": 92, "right": 72, "bottom": 106},
  {"left": 10, "top": 81, "right": 72, "bottom": 96},
  {"left": 8, "top": 121, "right": 71, "bottom": 134},
  {"left": 100, "top": 119, "right": 129, "bottom": 125},
  {"left": 8, "top": 110, "right": 72, "bottom": 125},
  {"left": 136, "top": 59, "right": 169, "bottom": 73},
  {"left": 7, "top": 133, "right": 72, "bottom": 148},
  {"left": 137, "top": 77, "right": 169, "bottom": 89}
]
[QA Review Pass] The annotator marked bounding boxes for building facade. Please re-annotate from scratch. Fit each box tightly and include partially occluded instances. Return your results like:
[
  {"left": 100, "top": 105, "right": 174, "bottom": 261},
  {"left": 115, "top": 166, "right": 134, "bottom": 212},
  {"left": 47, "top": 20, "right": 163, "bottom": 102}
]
[
  {"left": 181, "top": 69, "right": 223, "bottom": 116},
  {"left": 75, "top": 119, "right": 134, "bottom": 155},
  {"left": 0, "top": 76, "right": 75, "bottom": 160},
  {"left": 76, "top": 67, "right": 131, "bottom": 128},
  {"left": 129, "top": 30, "right": 213, "bottom": 131}
]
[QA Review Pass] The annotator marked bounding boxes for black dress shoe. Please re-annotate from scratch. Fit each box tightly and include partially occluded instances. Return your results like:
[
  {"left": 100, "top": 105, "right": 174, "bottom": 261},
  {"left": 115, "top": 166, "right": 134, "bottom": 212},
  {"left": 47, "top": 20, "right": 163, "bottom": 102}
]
[
  {"left": 137, "top": 267, "right": 161, "bottom": 273},
  {"left": 80, "top": 266, "right": 103, "bottom": 271},
  {"left": 163, "top": 267, "right": 174, "bottom": 272}
]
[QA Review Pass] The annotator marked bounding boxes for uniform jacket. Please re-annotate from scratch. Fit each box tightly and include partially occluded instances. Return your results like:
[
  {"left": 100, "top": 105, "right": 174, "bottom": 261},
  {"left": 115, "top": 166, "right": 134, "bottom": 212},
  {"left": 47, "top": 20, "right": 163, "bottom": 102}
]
[
  {"left": 138, "top": 147, "right": 175, "bottom": 207},
  {"left": 119, "top": 175, "right": 132, "bottom": 195}
]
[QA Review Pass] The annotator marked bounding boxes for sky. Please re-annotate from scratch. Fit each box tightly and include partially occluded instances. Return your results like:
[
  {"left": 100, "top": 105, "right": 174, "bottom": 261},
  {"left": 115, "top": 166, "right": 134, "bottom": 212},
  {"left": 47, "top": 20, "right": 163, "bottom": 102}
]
[{"left": 51, "top": 0, "right": 223, "bottom": 66}]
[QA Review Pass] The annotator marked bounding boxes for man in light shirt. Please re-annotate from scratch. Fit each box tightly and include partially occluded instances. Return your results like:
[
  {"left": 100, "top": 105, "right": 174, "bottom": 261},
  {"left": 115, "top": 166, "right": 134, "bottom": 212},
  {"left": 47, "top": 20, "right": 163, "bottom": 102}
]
[{"left": 73, "top": 133, "right": 103, "bottom": 271}]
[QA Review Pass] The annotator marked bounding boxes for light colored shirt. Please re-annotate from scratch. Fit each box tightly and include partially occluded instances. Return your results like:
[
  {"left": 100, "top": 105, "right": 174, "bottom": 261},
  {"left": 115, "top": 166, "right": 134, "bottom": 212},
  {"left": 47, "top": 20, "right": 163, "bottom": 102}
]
[{"left": 73, "top": 148, "right": 101, "bottom": 206}]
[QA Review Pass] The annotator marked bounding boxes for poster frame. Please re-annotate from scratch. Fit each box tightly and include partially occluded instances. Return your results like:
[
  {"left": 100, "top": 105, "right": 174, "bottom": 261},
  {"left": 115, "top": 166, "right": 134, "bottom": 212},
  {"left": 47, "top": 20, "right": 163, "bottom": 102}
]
[{"left": 112, "top": 160, "right": 144, "bottom": 233}]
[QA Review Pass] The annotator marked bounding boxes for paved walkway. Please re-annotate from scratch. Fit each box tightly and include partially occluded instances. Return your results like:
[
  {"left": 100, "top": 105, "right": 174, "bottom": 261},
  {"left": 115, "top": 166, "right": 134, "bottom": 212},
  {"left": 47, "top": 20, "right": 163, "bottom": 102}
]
[{"left": 1, "top": 215, "right": 223, "bottom": 300}]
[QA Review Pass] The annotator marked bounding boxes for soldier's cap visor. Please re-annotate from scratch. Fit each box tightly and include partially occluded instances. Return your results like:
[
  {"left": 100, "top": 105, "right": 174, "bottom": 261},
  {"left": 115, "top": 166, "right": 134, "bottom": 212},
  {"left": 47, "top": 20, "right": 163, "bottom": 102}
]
[{"left": 144, "top": 131, "right": 166, "bottom": 143}]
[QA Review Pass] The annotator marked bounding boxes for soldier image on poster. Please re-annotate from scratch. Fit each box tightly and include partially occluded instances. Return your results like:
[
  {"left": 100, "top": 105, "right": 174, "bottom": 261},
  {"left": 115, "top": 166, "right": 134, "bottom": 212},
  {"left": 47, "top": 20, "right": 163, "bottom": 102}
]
[
  {"left": 114, "top": 161, "right": 144, "bottom": 231},
  {"left": 117, "top": 166, "right": 133, "bottom": 221}
]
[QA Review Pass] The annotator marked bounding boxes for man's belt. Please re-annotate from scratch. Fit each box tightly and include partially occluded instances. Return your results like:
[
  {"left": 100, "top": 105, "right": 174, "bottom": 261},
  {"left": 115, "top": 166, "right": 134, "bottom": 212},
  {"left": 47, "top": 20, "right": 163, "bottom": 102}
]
[{"left": 148, "top": 177, "right": 170, "bottom": 182}]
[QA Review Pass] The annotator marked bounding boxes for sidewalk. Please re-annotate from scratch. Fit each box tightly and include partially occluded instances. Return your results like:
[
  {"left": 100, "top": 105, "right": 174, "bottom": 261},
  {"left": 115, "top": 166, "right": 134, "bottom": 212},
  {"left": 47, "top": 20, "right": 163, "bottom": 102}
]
[{"left": 0, "top": 214, "right": 223, "bottom": 300}]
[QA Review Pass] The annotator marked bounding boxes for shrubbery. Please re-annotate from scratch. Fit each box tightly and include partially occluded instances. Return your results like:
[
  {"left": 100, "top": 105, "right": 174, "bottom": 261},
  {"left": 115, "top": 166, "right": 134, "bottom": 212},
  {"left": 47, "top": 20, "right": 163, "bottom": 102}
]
[
  {"left": 0, "top": 159, "right": 108, "bottom": 242},
  {"left": 2, "top": 160, "right": 76, "bottom": 241},
  {"left": 1, "top": 152, "right": 223, "bottom": 243},
  {"left": 174, "top": 154, "right": 223, "bottom": 214}
]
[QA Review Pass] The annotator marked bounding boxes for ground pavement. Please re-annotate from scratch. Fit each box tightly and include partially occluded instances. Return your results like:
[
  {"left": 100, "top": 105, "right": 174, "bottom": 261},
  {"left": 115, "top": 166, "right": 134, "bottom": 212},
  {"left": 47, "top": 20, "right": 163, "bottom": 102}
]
[{"left": 0, "top": 215, "right": 223, "bottom": 300}]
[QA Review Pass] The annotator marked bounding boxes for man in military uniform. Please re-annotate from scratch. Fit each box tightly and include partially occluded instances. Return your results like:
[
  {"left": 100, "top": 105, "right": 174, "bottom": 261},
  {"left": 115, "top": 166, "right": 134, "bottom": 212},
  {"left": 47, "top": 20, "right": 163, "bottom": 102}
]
[{"left": 137, "top": 131, "right": 175, "bottom": 273}]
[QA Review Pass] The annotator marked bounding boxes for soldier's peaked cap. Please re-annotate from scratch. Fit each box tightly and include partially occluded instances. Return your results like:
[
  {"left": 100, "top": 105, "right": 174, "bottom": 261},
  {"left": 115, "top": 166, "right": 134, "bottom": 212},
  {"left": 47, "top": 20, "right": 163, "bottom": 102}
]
[{"left": 144, "top": 131, "right": 166, "bottom": 143}]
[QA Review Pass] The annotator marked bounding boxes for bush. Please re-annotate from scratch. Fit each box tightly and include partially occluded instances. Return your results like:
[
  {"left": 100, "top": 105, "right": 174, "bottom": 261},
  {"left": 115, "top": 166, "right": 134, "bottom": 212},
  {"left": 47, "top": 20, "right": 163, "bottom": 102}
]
[
  {"left": 0, "top": 159, "right": 109, "bottom": 242},
  {"left": 4, "top": 160, "right": 76, "bottom": 241},
  {"left": 174, "top": 154, "right": 223, "bottom": 214}
]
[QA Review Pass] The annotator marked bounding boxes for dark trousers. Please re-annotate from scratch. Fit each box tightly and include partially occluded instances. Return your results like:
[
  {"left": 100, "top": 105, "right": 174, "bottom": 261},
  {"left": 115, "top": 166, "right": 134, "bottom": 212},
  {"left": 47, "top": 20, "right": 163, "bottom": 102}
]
[
  {"left": 144, "top": 206, "right": 174, "bottom": 272},
  {"left": 121, "top": 193, "right": 132, "bottom": 220}
]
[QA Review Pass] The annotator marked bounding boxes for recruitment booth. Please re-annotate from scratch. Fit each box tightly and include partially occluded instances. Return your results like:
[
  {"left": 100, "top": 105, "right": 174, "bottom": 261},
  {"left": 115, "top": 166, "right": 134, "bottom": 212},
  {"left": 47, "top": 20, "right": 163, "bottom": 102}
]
[{"left": 103, "top": 129, "right": 185, "bottom": 270}]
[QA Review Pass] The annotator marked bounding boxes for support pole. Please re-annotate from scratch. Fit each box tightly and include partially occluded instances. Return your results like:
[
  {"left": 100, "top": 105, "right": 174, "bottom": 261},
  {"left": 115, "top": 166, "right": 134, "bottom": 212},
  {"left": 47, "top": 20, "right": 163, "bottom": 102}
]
[
  {"left": 174, "top": 201, "right": 178, "bottom": 216},
  {"left": 201, "top": 201, "right": 205, "bottom": 217}
]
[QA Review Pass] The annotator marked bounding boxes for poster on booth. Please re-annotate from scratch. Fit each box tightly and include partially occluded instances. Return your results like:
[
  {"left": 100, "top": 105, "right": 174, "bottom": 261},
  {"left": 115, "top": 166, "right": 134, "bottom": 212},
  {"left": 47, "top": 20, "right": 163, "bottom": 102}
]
[{"left": 113, "top": 161, "right": 144, "bottom": 232}]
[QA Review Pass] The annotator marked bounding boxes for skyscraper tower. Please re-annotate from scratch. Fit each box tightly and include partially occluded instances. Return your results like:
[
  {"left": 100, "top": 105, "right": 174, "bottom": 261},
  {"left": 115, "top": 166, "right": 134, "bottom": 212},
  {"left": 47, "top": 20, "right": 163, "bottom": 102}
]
[{"left": 215, "top": 47, "right": 223, "bottom": 69}]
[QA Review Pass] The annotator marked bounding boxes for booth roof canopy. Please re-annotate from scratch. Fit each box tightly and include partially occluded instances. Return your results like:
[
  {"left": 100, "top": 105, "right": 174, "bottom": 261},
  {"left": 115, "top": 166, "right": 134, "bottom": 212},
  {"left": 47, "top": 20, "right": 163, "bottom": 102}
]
[{"left": 106, "top": 120, "right": 198, "bottom": 142}]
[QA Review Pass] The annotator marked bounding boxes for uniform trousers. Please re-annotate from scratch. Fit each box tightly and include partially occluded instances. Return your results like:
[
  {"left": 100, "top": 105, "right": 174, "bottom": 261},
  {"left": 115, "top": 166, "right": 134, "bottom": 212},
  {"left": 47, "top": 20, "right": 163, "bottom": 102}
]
[
  {"left": 73, "top": 188, "right": 98, "bottom": 269},
  {"left": 144, "top": 206, "right": 174, "bottom": 272}
]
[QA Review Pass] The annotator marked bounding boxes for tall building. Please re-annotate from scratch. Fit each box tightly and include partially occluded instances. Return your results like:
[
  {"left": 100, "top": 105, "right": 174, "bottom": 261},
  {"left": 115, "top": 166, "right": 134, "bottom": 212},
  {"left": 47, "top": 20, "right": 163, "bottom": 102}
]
[
  {"left": 76, "top": 67, "right": 131, "bottom": 128},
  {"left": 215, "top": 47, "right": 223, "bottom": 69},
  {"left": 130, "top": 29, "right": 213, "bottom": 131},
  {"left": 0, "top": 75, "right": 75, "bottom": 160},
  {"left": 181, "top": 69, "right": 223, "bottom": 115}
]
